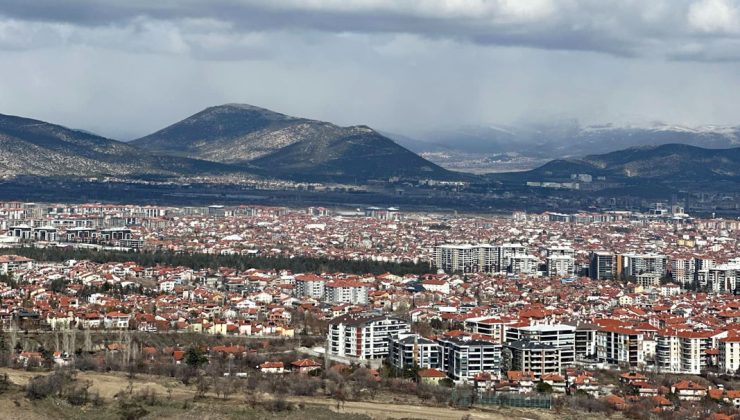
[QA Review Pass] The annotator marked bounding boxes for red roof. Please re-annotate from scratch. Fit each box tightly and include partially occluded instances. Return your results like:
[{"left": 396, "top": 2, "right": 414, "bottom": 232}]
[{"left": 417, "top": 368, "right": 447, "bottom": 378}]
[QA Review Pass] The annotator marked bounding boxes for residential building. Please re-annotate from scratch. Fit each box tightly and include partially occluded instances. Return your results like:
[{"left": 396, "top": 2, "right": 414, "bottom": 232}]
[
  {"left": 507, "top": 324, "right": 576, "bottom": 366},
  {"left": 327, "top": 313, "right": 410, "bottom": 359},
  {"left": 325, "top": 280, "right": 369, "bottom": 305},
  {"left": 596, "top": 326, "right": 644, "bottom": 368},
  {"left": 589, "top": 252, "right": 615, "bottom": 280},
  {"left": 389, "top": 333, "right": 441, "bottom": 370},
  {"left": 437, "top": 335, "right": 502, "bottom": 381},
  {"left": 507, "top": 340, "right": 562, "bottom": 380}
]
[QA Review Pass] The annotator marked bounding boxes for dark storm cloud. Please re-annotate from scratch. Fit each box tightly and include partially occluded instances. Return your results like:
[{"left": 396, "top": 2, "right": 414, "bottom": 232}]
[
  {"left": 1, "top": 1, "right": 740, "bottom": 139},
  {"left": 1, "top": 0, "right": 740, "bottom": 61}
]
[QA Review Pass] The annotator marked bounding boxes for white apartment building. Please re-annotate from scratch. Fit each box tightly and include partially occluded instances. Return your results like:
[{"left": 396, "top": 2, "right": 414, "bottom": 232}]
[
  {"left": 704, "top": 262, "right": 740, "bottom": 293},
  {"left": 656, "top": 330, "right": 723, "bottom": 374},
  {"left": 433, "top": 244, "right": 480, "bottom": 273},
  {"left": 464, "top": 316, "right": 518, "bottom": 344},
  {"left": 0, "top": 255, "right": 34, "bottom": 275},
  {"left": 293, "top": 274, "right": 326, "bottom": 299},
  {"left": 619, "top": 253, "right": 668, "bottom": 278},
  {"left": 509, "top": 254, "right": 539, "bottom": 276},
  {"left": 507, "top": 324, "right": 576, "bottom": 366},
  {"left": 719, "top": 336, "right": 740, "bottom": 374},
  {"left": 498, "top": 243, "right": 528, "bottom": 273},
  {"left": 324, "top": 280, "right": 369, "bottom": 305},
  {"left": 547, "top": 255, "right": 575, "bottom": 277},
  {"left": 327, "top": 313, "right": 410, "bottom": 359}
]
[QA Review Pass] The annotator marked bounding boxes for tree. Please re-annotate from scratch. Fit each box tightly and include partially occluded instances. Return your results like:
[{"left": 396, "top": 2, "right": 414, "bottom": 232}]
[
  {"left": 184, "top": 347, "right": 207, "bottom": 369},
  {"left": 536, "top": 381, "right": 553, "bottom": 394},
  {"left": 501, "top": 348, "right": 513, "bottom": 374}
]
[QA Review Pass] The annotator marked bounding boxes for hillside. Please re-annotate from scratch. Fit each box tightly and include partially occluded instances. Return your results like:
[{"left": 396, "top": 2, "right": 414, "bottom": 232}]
[
  {"left": 397, "top": 122, "right": 740, "bottom": 173},
  {"left": 0, "top": 113, "right": 246, "bottom": 178},
  {"left": 131, "top": 104, "right": 455, "bottom": 182},
  {"left": 521, "top": 143, "right": 740, "bottom": 181}
]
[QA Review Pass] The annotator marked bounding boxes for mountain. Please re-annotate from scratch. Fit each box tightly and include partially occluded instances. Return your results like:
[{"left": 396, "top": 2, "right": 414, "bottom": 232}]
[
  {"left": 0, "top": 113, "right": 244, "bottom": 178},
  {"left": 402, "top": 122, "right": 740, "bottom": 173},
  {"left": 520, "top": 143, "right": 740, "bottom": 182},
  {"left": 131, "top": 104, "right": 455, "bottom": 182}
]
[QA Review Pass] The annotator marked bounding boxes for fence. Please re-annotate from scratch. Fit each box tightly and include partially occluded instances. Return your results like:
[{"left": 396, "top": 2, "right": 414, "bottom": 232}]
[{"left": 451, "top": 391, "right": 552, "bottom": 409}]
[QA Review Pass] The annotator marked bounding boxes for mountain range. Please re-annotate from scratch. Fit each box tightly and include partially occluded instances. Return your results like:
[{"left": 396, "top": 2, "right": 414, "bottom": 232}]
[
  {"left": 1, "top": 105, "right": 739, "bottom": 191},
  {"left": 392, "top": 121, "right": 740, "bottom": 160},
  {"left": 521, "top": 143, "right": 740, "bottom": 181},
  {"left": 0, "top": 113, "right": 240, "bottom": 178}
]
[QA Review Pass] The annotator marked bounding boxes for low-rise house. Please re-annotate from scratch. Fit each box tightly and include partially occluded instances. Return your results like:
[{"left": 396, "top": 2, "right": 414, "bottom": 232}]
[
  {"left": 671, "top": 380, "right": 707, "bottom": 401},
  {"left": 417, "top": 368, "right": 448, "bottom": 385},
  {"left": 290, "top": 358, "right": 321, "bottom": 374},
  {"left": 259, "top": 361, "right": 285, "bottom": 374}
]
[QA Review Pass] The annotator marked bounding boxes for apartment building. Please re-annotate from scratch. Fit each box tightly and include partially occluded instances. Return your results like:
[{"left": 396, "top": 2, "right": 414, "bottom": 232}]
[
  {"left": 433, "top": 244, "right": 481, "bottom": 273},
  {"left": 671, "top": 257, "right": 696, "bottom": 285},
  {"left": 596, "top": 326, "right": 644, "bottom": 368},
  {"left": 704, "top": 262, "right": 740, "bottom": 293},
  {"left": 657, "top": 330, "right": 718, "bottom": 374},
  {"left": 618, "top": 253, "right": 668, "bottom": 279},
  {"left": 388, "top": 333, "right": 441, "bottom": 370},
  {"left": 507, "top": 324, "right": 576, "bottom": 366},
  {"left": 0, "top": 255, "right": 34, "bottom": 275},
  {"left": 324, "top": 280, "right": 369, "bottom": 305},
  {"left": 719, "top": 336, "right": 740, "bottom": 374},
  {"left": 437, "top": 335, "right": 502, "bottom": 381},
  {"left": 464, "top": 316, "right": 517, "bottom": 344},
  {"left": 327, "top": 313, "right": 410, "bottom": 359},
  {"left": 589, "top": 251, "right": 615, "bottom": 280},
  {"left": 547, "top": 255, "right": 575, "bottom": 277},
  {"left": 293, "top": 274, "right": 326, "bottom": 299},
  {"left": 507, "top": 340, "right": 562, "bottom": 380}
]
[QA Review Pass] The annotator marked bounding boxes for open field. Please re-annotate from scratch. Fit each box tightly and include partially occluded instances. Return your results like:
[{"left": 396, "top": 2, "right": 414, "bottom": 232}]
[{"left": 0, "top": 367, "right": 607, "bottom": 420}]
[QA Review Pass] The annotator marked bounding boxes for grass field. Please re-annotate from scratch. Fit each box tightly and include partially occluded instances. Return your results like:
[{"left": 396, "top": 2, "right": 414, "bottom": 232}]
[{"left": 0, "top": 367, "right": 614, "bottom": 420}]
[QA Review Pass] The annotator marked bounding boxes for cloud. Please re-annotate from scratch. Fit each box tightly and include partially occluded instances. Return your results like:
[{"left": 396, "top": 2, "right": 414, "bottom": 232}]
[
  {"left": 688, "top": 0, "right": 740, "bottom": 33},
  {"left": 1, "top": 0, "right": 740, "bottom": 139},
  {"left": 0, "top": 1, "right": 739, "bottom": 61}
]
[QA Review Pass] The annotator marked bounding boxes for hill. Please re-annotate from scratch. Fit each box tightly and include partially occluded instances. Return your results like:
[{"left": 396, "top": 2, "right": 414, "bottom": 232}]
[
  {"left": 513, "top": 144, "right": 740, "bottom": 184},
  {"left": 131, "top": 104, "right": 455, "bottom": 182},
  {"left": 0, "top": 113, "right": 245, "bottom": 178},
  {"left": 399, "top": 122, "right": 740, "bottom": 173}
]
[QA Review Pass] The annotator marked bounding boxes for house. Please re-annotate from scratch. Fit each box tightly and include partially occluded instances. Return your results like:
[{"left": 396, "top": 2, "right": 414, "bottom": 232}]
[
  {"left": 541, "top": 373, "right": 566, "bottom": 394},
  {"left": 671, "top": 380, "right": 707, "bottom": 401},
  {"left": 571, "top": 374, "right": 600, "bottom": 397},
  {"left": 290, "top": 358, "right": 321, "bottom": 374},
  {"left": 104, "top": 312, "right": 131, "bottom": 329},
  {"left": 619, "top": 371, "right": 648, "bottom": 385},
  {"left": 16, "top": 351, "right": 44, "bottom": 368},
  {"left": 603, "top": 394, "right": 626, "bottom": 411},
  {"left": 417, "top": 368, "right": 448, "bottom": 385},
  {"left": 259, "top": 361, "right": 285, "bottom": 374},
  {"left": 724, "top": 390, "right": 740, "bottom": 408},
  {"left": 506, "top": 371, "right": 535, "bottom": 393}
]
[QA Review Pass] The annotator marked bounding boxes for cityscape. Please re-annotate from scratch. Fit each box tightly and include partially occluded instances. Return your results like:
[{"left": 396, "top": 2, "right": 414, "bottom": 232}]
[
  {"left": 0, "top": 201, "right": 738, "bottom": 418},
  {"left": 3, "top": 1, "right": 740, "bottom": 419}
]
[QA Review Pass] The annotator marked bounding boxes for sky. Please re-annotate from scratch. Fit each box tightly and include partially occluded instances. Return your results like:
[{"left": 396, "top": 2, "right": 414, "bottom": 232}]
[{"left": 0, "top": 0, "right": 740, "bottom": 140}]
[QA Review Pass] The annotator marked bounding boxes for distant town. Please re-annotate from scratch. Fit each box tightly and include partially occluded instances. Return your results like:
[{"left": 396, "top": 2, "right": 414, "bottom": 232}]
[{"left": 0, "top": 201, "right": 738, "bottom": 417}]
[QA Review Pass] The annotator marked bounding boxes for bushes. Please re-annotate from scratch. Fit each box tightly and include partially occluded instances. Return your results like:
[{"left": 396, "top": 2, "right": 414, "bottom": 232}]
[{"left": 26, "top": 369, "right": 91, "bottom": 405}]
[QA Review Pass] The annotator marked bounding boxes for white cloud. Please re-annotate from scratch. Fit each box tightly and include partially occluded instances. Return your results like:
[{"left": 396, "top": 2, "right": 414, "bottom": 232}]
[{"left": 688, "top": 0, "right": 740, "bottom": 34}]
